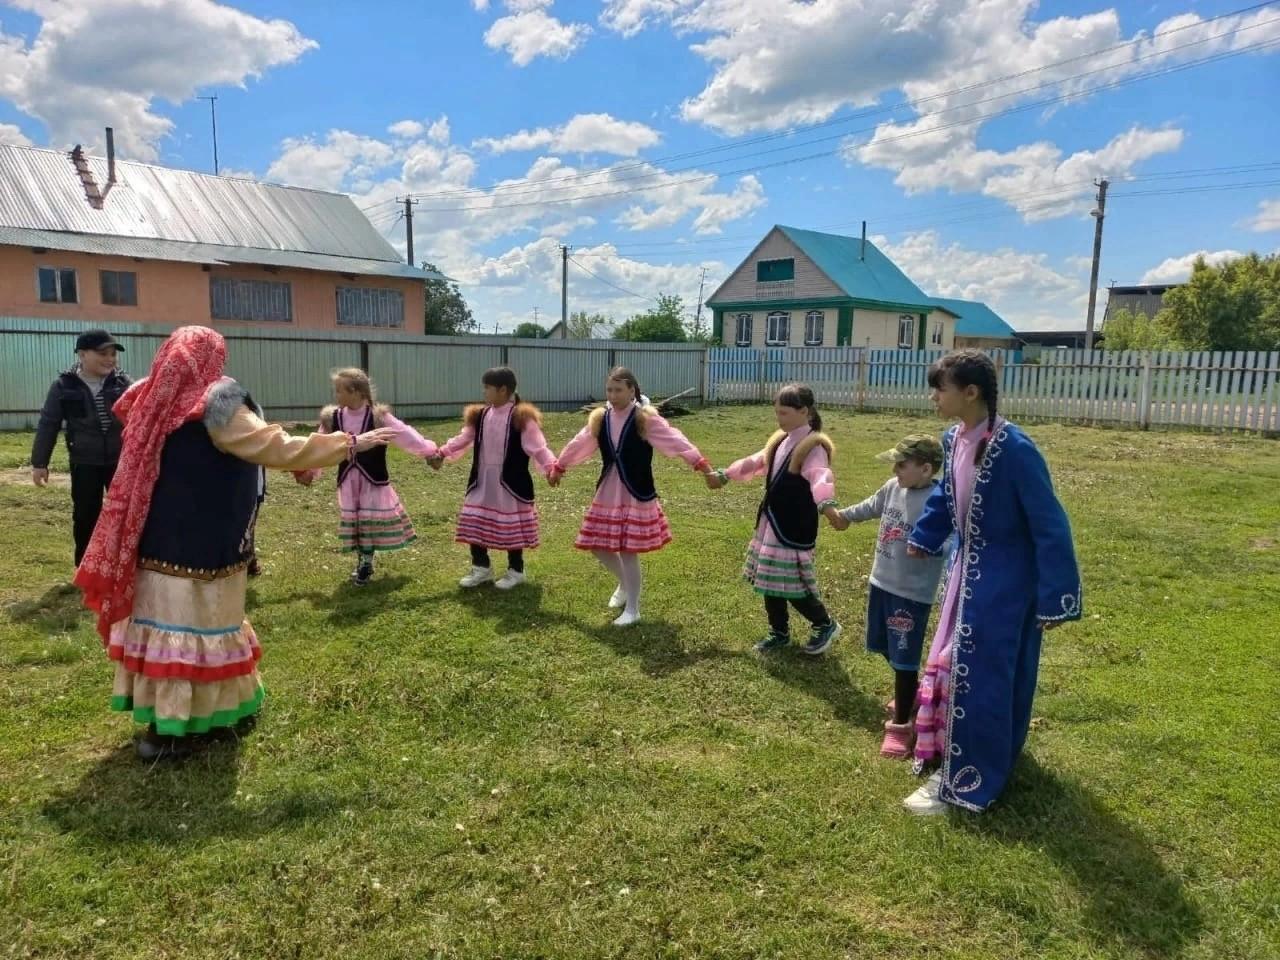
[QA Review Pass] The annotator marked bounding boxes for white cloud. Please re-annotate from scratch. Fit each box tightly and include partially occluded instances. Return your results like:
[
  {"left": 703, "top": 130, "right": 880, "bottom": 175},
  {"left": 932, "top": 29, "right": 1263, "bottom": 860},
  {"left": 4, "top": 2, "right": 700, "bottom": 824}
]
[
  {"left": 855, "top": 125, "right": 1184, "bottom": 221},
  {"left": 477, "top": 113, "right": 660, "bottom": 157},
  {"left": 484, "top": 8, "right": 590, "bottom": 66},
  {"left": 388, "top": 120, "right": 425, "bottom": 139},
  {"left": 0, "top": 0, "right": 315, "bottom": 160},
  {"left": 1244, "top": 198, "right": 1280, "bottom": 233},
  {"left": 1140, "top": 249, "right": 1244, "bottom": 284},
  {"left": 0, "top": 122, "right": 32, "bottom": 146},
  {"left": 266, "top": 131, "right": 399, "bottom": 192},
  {"left": 876, "top": 230, "right": 1082, "bottom": 331},
  {"left": 616, "top": 173, "right": 764, "bottom": 233},
  {"left": 472, "top": 0, "right": 490, "bottom": 9}
]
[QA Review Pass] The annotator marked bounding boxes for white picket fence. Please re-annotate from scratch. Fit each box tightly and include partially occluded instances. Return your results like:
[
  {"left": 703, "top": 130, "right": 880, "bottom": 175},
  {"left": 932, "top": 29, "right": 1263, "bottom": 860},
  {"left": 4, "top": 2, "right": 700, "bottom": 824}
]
[{"left": 705, "top": 347, "right": 1280, "bottom": 435}]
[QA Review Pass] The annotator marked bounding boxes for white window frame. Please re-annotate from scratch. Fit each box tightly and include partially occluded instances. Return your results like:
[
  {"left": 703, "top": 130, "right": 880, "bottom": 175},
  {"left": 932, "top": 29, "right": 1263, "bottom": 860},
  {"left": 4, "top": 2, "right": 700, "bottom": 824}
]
[
  {"left": 37, "top": 266, "right": 78, "bottom": 304},
  {"left": 897, "top": 314, "right": 915, "bottom": 349},
  {"left": 734, "top": 312, "right": 752, "bottom": 346},
  {"left": 931, "top": 318, "right": 944, "bottom": 346},
  {"left": 766, "top": 311, "right": 790, "bottom": 346},
  {"left": 804, "top": 310, "right": 824, "bottom": 346}
]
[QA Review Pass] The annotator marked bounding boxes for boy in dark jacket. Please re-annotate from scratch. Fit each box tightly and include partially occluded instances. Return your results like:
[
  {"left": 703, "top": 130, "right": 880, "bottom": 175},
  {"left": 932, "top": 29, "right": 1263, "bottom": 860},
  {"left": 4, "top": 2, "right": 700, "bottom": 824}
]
[{"left": 30, "top": 330, "right": 132, "bottom": 564}]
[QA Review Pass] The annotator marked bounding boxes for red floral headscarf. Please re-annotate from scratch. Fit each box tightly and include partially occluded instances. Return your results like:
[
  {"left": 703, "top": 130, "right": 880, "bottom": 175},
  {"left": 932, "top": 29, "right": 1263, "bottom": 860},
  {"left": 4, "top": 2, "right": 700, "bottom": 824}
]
[{"left": 74, "top": 326, "right": 228, "bottom": 640}]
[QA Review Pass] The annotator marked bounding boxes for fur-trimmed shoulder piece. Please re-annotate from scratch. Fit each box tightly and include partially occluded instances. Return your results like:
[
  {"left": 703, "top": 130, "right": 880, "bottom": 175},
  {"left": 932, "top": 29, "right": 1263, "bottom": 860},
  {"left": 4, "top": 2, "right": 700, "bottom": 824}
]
[
  {"left": 787, "top": 431, "right": 834, "bottom": 473},
  {"left": 372, "top": 403, "right": 391, "bottom": 428},
  {"left": 763, "top": 428, "right": 787, "bottom": 462},
  {"left": 319, "top": 404, "right": 338, "bottom": 433},
  {"left": 463, "top": 403, "right": 487, "bottom": 429},
  {"left": 587, "top": 404, "right": 650, "bottom": 439},
  {"left": 203, "top": 379, "right": 250, "bottom": 429},
  {"left": 512, "top": 401, "right": 542, "bottom": 430}
]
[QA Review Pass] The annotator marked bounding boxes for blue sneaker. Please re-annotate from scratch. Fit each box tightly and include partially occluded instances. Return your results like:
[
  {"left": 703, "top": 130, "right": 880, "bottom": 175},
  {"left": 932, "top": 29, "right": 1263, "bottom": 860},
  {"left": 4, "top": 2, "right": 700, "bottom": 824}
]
[
  {"left": 754, "top": 630, "right": 791, "bottom": 653},
  {"left": 803, "top": 620, "right": 841, "bottom": 656}
]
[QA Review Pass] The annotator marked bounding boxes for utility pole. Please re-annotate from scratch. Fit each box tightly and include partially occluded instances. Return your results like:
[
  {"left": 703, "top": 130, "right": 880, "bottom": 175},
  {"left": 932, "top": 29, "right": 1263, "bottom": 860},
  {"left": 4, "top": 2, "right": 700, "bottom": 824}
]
[
  {"left": 1084, "top": 177, "right": 1109, "bottom": 352},
  {"left": 397, "top": 196, "right": 419, "bottom": 266},
  {"left": 197, "top": 95, "right": 219, "bottom": 175},
  {"left": 560, "top": 244, "right": 570, "bottom": 328},
  {"left": 693, "top": 266, "right": 709, "bottom": 339}
]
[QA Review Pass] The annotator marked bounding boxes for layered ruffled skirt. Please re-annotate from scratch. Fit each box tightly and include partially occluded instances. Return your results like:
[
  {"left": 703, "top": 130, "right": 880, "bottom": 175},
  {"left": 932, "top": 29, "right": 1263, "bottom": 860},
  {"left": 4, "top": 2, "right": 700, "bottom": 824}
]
[{"left": 107, "top": 568, "right": 263, "bottom": 736}]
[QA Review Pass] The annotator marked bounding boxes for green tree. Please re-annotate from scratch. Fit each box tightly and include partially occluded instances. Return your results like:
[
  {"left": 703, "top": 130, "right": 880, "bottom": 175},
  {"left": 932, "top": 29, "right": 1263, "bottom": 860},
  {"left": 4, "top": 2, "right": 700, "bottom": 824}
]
[
  {"left": 615, "top": 294, "right": 688, "bottom": 342},
  {"left": 512, "top": 322, "right": 549, "bottom": 339},
  {"left": 422, "top": 262, "right": 475, "bottom": 335},
  {"left": 567, "top": 310, "right": 613, "bottom": 339},
  {"left": 1159, "top": 253, "right": 1280, "bottom": 351},
  {"left": 1101, "top": 308, "right": 1184, "bottom": 352}
]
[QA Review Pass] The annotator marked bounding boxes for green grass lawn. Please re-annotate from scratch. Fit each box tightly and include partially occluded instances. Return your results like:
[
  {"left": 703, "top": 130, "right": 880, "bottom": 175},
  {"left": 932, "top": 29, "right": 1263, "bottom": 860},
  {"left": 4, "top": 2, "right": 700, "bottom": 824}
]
[{"left": 2, "top": 406, "right": 1278, "bottom": 959}]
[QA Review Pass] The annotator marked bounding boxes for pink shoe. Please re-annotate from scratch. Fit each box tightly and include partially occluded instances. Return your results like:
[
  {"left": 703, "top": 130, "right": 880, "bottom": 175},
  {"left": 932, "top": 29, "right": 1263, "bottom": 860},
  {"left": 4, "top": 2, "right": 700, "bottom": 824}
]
[{"left": 880, "top": 720, "right": 914, "bottom": 759}]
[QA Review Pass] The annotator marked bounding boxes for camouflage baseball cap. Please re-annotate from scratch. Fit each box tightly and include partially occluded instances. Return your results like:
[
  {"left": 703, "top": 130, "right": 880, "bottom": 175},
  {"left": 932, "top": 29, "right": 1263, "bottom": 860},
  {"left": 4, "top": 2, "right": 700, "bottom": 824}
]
[{"left": 875, "top": 434, "right": 943, "bottom": 468}]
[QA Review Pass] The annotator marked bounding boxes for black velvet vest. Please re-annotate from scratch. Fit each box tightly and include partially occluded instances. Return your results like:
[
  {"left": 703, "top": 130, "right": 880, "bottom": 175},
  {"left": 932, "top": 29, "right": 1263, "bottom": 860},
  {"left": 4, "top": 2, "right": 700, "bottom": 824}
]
[
  {"left": 137, "top": 408, "right": 260, "bottom": 579},
  {"left": 598, "top": 406, "right": 656, "bottom": 502},
  {"left": 467, "top": 406, "right": 535, "bottom": 503},
  {"left": 757, "top": 447, "right": 820, "bottom": 550},
  {"left": 334, "top": 406, "right": 388, "bottom": 486}
]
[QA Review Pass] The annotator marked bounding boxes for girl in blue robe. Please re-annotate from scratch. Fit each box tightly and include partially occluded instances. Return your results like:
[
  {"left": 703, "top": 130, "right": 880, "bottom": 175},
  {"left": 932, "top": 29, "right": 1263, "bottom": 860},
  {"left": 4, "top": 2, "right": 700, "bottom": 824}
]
[{"left": 903, "top": 350, "right": 1082, "bottom": 815}]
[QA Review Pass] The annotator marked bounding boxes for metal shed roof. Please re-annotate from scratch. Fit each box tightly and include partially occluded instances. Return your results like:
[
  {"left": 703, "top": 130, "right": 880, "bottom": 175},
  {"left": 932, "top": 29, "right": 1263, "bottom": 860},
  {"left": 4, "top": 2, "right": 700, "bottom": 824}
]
[{"left": 0, "top": 142, "right": 440, "bottom": 281}]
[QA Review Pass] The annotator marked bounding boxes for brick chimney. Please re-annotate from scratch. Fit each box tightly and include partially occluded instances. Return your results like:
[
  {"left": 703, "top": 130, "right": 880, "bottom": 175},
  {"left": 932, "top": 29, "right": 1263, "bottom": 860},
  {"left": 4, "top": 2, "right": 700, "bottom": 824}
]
[{"left": 68, "top": 144, "right": 104, "bottom": 209}]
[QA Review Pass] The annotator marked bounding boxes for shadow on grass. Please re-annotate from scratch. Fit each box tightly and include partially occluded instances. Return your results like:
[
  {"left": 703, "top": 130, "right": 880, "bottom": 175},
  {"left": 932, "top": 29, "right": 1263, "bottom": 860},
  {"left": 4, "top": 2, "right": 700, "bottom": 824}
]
[
  {"left": 968, "top": 755, "right": 1203, "bottom": 957},
  {"left": 451, "top": 582, "right": 746, "bottom": 678},
  {"left": 5, "top": 582, "right": 88, "bottom": 632},
  {"left": 42, "top": 738, "right": 345, "bottom": 848},
  {"left": 756, "top": 646, "right": 885, "bottom": 735},
  {"left": 265, "top": 575, "right": 413, "bottom": 626}
]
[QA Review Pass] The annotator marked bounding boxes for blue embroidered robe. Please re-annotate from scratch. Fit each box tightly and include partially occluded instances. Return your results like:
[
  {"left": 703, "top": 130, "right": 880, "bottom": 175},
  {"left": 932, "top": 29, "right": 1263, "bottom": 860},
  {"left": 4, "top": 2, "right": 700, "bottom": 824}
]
[{"left": 909, "top": 421, "right": 1082, "bottom": 812}]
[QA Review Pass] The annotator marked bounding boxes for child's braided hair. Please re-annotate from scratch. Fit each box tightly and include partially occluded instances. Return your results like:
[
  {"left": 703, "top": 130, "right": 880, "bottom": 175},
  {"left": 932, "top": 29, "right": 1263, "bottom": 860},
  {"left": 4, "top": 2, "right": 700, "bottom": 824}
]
[{"left": 927, "top": 349, "right": 998, "bottom": 464}]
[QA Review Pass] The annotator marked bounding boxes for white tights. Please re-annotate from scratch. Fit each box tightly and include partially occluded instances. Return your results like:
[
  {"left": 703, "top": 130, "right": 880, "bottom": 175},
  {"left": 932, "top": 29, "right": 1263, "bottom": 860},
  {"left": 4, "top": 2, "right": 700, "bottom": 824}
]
[{"left": 593, "top": 550, "right": 641, "bottom": 616}]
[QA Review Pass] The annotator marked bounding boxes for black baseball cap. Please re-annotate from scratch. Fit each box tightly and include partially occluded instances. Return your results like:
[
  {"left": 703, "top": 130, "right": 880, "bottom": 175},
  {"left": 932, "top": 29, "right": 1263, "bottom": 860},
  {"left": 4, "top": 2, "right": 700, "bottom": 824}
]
[{"left": 75, "top": 329, "right": 124, "bottom": 352}]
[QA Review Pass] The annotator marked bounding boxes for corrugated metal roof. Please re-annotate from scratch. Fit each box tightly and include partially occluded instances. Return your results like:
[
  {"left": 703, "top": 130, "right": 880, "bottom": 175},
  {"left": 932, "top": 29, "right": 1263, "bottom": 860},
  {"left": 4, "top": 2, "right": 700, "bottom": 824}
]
[
  {"left": 0, "top": 141, "right": 409, "bottom": 265},
  {"left": 929, "top": 296, "right": 1019, "bottom": 340},
  {"left": 0, "top": 225, "right": 444, "bottom": 281},
  {"left": 777, "top": 225, "right": 935, "bottom": 311}
]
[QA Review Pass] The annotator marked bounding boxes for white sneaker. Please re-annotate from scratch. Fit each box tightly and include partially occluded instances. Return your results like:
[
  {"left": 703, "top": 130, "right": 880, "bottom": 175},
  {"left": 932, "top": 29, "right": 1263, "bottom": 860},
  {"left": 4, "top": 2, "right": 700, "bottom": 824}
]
[
  {"left": 495, "top": 570, "right": 526, "bottom": 590},
  {"left": 902, "top": 771, "right": 948, "bottom": 816},
  {"left": 608, "top": 585, "right": 627, "bottom": 609},
  {"left": 612, "top": 608, "right": 640, "bottom": 627},
  {"left": 458, "top": 565, "right": 494, "bottom": 588}
]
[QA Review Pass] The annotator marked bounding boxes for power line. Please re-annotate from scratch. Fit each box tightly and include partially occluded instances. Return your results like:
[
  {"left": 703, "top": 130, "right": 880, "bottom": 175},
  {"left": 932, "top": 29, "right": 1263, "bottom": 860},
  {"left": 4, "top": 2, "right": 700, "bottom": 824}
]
[
  {"left": 411, "top": 34, "right": 1280, "bottom": 213},
  {"left": 568, "top": 256, "right": 657, "bottom": 302},
  {"left": 403, "top": 7, "right": 1280, "bottom": 206}
]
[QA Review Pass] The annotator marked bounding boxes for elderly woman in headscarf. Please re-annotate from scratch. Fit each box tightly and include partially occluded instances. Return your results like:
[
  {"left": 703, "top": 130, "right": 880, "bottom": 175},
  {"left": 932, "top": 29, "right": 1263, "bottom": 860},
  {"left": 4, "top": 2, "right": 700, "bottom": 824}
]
[{"left": 74, "top": 326, "right": 394, "bottom": 761}]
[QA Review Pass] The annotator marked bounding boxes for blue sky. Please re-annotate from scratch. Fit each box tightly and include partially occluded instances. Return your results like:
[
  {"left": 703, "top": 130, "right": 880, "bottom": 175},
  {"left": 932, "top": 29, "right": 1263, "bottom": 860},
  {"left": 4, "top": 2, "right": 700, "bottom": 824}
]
[{"left": 1, "top": 0, "right": 1278, "bottom": 331}]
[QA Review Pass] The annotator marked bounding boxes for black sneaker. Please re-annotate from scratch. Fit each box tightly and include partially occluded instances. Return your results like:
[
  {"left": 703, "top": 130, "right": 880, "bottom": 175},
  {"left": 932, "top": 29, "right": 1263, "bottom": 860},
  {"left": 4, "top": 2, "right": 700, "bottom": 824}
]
[
  {"left": 352, "top": 560, "right": 374, "bottom": 586},
  {"left": 754, "top": 630, "right": 791, "bottom": 653},
  {"left": 246, "top": 556, "right": 262, "bottom": 578},
  {"left": 803, "top": 620, "right": 842, "bottom": 656},
  {"left": 135, "top": 729, "right": 192, "bottom": 762}
]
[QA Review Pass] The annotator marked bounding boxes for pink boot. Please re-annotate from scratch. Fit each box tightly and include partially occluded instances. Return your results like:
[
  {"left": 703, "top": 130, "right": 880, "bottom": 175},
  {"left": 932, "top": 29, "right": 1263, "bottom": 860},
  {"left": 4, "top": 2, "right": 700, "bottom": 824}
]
[{"left": 880, "top": 720, "right": 914, "bottom": 759}]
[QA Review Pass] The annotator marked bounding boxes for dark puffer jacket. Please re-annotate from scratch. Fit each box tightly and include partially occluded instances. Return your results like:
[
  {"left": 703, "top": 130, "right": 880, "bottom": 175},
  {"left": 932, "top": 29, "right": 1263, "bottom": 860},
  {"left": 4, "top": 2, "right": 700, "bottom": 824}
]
[{"left": 30, "top": 369, "right": 132, "bottom": 468}]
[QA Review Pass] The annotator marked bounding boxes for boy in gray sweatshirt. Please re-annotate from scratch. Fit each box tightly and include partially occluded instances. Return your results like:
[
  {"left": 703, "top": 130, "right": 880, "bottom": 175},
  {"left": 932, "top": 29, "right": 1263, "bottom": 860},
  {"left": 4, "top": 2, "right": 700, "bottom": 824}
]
[{"left": 831, "top": 434, "right": 946, "bottom": 759}]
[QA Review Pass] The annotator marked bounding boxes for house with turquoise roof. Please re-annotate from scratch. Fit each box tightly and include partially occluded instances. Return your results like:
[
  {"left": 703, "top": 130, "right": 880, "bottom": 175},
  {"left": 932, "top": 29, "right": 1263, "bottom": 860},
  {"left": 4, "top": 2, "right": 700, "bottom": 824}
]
[{"left": 708, "top": 225, "right": 1018, "bottom": 351}]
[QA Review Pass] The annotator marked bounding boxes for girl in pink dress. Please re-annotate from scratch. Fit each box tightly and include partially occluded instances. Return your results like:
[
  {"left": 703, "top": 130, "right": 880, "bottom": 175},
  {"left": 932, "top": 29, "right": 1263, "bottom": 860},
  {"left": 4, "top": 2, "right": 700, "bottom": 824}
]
[
  {"left": 708, "top": 384, "right": 843, "bottom": 655},
  {"left": 429, "top": 367, "right": 555, "bottom": 590},
  {"left": 550, "top": 367, "right": 713, "bottom": 627},
  {"left": 298, "top": 368, "right": 437, "bottom": 586}
]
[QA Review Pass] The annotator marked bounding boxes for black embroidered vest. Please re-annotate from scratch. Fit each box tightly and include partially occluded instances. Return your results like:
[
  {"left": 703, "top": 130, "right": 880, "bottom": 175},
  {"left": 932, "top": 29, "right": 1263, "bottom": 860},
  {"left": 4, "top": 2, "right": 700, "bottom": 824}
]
[
  {"left": 598, "top": 406, "right": 656, "bottom": 502},
  {"left": 335, "top": 406, "right": 388, "bottom": 486},
  {"left": 758, "top": 447, "right": 820, "bottom": 550},
  {"left": 137, "top": 404, "right": 260, "bottom": 579},
  {"left": 467, "top": 405, "right": 535, "bottom": 503}
]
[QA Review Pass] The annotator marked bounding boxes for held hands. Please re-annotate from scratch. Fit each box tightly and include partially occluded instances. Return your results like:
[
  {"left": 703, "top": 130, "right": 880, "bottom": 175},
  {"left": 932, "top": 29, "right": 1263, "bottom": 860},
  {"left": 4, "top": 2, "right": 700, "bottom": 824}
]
[
  {"left": 354, "top": 428, "right": 396, "bottom": 452},
  {"left": 31, "top": 467, "right": 49, "bottom": 487},
  {"left": 1038, "top": 619, "right": 1065, "bottom": 632},
  {"left": 293, "top": 470, "right": 315, "bottom": 487},
  {"left": 827, "top": 512, "right": 850, "bottom": 531},
  {"left": 426, "top": 454, "right": 444, "bottom": 471},
  {"left": 906, "top": 545, "right": 926, "bottom": 558},
  {"left": 546, "top": 464, "right": 564, "bottom": 487}
]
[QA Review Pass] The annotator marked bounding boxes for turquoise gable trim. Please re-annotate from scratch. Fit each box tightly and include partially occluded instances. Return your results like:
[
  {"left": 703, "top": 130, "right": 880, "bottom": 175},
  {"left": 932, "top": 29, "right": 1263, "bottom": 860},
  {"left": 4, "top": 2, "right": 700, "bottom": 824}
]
[
  {"left": 777, "top": 225, "right": 935, "bottom": 313},
  {"left": 710, "top": 295, "right": 935, "bottom": 315}
]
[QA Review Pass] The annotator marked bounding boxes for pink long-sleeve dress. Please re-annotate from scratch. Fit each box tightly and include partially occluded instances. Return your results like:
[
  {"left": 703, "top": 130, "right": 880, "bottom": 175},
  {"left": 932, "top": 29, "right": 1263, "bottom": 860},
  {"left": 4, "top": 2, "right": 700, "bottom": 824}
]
[
  {"left": 307, "top": 404, "right": 436, "bottom": 552},
  {"left": 555, "top": 401, "right": 708, "bottom": 553},
  {"left": 438, "top": 401, "right": 556, "bottom": 550},
  {"left": 724, "top": 425, "right": 837, "bottom": 598}
]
